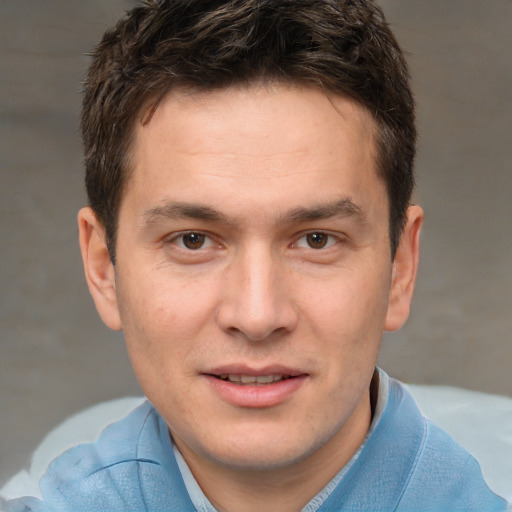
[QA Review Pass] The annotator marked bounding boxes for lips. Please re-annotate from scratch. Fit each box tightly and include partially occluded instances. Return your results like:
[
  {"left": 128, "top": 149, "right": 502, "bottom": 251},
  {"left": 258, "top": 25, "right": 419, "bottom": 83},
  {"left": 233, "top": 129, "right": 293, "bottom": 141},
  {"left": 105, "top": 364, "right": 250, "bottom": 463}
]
[
  {"left": 204, "top": 366, "right": 308, "bottom": 408},
  {"left": 217, "top": 374, "right": 293, "bottom": 385}
]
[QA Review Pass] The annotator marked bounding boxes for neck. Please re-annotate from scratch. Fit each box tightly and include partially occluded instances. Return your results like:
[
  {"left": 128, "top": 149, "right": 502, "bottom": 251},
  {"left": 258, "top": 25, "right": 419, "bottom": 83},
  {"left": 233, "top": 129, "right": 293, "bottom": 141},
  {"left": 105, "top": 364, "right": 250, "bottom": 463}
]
[{"left": 174, "top": 392, "right": 371, "bottom": 512}]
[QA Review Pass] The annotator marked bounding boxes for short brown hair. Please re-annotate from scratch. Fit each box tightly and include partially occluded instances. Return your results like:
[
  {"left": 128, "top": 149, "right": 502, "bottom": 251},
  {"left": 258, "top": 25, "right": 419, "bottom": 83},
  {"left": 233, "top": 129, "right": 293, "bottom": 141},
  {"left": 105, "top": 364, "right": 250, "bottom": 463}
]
[{"left": 81, "top": 0, "right": 415, "bottom": 262}]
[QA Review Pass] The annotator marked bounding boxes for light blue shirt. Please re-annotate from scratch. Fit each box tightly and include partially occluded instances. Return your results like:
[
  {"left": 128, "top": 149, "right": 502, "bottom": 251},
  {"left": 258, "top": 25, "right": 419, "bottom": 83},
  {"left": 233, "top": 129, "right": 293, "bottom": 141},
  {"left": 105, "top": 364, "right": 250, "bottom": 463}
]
[{"left": 5, "top": 370, "right": 508, "bottom": 511}]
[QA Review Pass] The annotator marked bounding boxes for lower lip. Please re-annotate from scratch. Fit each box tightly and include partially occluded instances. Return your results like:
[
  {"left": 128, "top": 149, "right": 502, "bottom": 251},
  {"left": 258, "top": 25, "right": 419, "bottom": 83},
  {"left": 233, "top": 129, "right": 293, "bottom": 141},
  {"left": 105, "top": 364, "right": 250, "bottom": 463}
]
[{"left": 204, "top": 375, "right": 307, "bottom": 408}]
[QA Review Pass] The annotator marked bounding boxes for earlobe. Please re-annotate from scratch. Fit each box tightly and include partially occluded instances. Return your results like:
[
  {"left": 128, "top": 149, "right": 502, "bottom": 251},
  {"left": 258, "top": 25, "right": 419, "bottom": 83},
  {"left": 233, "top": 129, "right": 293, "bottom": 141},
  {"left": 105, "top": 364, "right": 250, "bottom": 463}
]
[
  {"left": 78, "top": 207, "right": 122, "bottom": 331},
  {"left": 384, "top": 205, "right": 423, "bottom": 331}
]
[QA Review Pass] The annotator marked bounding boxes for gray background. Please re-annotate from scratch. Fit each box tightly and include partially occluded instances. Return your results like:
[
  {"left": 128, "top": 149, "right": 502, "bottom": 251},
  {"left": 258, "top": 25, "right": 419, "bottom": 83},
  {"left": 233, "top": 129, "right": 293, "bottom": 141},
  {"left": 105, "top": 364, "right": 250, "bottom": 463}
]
[{"left": 1, "top": 0, "right": 511, "bottom": 485}]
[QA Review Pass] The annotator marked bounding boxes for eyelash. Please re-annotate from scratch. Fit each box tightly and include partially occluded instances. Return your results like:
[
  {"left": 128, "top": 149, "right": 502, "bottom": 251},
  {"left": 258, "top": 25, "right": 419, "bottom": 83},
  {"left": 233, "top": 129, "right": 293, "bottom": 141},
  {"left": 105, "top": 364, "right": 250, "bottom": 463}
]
[
  {"left": 294, "top": 232, "right": 341, "bottom": 250},
  {"left": 167, "top": 232, "right": 218, "bottom": 251}
]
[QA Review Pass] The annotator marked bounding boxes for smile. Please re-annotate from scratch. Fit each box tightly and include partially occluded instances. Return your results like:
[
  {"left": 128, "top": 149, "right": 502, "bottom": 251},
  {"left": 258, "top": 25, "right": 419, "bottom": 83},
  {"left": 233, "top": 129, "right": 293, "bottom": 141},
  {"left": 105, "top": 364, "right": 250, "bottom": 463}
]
[
  {"left": 204, "top": 367, "right": 308, "bottom": 408},
  {"left": 217, "top": 374, "right": 292, "bottom": 385}
]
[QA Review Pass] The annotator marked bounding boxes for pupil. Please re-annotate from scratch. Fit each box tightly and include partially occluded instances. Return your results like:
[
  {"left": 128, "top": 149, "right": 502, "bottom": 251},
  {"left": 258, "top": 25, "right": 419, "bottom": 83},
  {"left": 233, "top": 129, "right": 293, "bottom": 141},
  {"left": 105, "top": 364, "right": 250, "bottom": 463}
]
[
  {"left": 307, "top": 232, "right": 327, "bottom": 249},
  {"left": 183, "top": 233, "right": 205, "bottom": 249}
]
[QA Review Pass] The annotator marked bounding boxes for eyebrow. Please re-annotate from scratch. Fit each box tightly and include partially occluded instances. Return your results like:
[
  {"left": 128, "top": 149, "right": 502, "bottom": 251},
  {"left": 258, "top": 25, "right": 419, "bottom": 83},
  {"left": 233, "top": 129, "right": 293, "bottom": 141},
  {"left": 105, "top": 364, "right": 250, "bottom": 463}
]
[
  {"left": 142, "top": 202, "right": 227, "bottom": 225},
  {"left": 142, "top": 197, "right": 366, "bottom": 227},
  {"left": 281, "top": 198, "right": 367, "bottom": 224}
]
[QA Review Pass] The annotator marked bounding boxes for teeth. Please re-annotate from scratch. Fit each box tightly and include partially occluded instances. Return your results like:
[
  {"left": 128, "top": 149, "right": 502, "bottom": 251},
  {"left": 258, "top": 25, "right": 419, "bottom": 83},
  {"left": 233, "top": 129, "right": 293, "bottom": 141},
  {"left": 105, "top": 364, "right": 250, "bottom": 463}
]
[
  {"left": 218, "top": 374, "right": 286, "bottom": 385},
  {"left": 256, "top": 375, "right": 280, "bottom": 384}
]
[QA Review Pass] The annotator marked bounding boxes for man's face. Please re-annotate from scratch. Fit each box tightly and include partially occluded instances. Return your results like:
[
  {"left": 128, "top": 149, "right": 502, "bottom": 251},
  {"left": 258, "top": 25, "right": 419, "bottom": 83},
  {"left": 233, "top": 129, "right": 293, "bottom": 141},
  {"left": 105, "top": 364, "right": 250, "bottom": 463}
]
[{"left": 87, "top": 84, "right": 411, "bottom": 474}]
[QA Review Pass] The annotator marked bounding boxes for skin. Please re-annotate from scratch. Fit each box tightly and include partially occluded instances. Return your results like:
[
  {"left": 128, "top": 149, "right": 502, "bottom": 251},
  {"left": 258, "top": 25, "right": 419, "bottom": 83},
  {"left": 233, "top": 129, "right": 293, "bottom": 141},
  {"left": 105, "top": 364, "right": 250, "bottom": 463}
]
[{"left": 79, "top": 83, "right": 423, "bottom": 512}]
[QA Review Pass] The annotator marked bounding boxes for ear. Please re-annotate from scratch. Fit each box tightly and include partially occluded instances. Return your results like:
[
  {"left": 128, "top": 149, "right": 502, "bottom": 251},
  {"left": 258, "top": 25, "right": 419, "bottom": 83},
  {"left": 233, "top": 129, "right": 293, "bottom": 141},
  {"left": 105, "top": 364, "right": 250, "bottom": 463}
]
[
  {"left": 384, "top": 205, "right": 423, "bottom": 331},
  {"left": 78, "top": 207, "right": 122, "bottom": 331}
]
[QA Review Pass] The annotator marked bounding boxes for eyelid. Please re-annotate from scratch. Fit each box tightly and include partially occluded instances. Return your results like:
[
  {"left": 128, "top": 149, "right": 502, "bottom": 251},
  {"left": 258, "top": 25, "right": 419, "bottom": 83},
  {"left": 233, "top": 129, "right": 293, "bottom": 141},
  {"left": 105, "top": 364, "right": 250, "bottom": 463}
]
[
  {"left": 165, "top": 230, "right": 219, "bottom": 250},
  {"left": 292, "top": 231, "right": 344, "bottom": 249}
]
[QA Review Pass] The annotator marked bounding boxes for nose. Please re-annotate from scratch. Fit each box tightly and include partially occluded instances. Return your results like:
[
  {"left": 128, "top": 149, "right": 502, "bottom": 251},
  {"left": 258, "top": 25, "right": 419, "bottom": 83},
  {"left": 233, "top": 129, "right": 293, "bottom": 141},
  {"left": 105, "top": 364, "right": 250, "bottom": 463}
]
[{"left": 216, "top": 244, "right": 298, "bottom": 341}]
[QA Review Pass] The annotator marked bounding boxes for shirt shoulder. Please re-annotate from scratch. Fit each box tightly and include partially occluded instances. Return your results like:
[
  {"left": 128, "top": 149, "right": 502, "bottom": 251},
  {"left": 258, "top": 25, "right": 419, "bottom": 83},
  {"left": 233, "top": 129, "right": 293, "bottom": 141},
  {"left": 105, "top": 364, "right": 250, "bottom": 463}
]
[
  {"left": 4, "top": 402, "right": 195, "bottom": 512},
  {"left": 394, "top": 398, "right": 508, "bottom": 511},
  {"left": 317, "top": 372, "right": 508, "bottom": 511}
]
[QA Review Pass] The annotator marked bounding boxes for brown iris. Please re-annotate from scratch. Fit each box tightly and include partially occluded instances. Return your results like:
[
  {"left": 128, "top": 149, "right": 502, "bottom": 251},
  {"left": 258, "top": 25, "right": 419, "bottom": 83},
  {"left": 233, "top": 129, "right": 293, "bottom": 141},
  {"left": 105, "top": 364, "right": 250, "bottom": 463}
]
[
  {"left": 306, "top": 232, "right": 328, "bottom": 249},
  {"left": 182, "top": 233, "right": 206, "bottom": 249}
]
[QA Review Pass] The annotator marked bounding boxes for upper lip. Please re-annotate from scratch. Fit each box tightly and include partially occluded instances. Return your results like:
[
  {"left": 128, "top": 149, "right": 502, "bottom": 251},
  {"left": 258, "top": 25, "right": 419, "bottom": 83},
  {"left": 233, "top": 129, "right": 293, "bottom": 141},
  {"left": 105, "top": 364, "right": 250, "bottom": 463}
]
[{"left": 204, "top": 364, "right": 307, "bottom": 377}]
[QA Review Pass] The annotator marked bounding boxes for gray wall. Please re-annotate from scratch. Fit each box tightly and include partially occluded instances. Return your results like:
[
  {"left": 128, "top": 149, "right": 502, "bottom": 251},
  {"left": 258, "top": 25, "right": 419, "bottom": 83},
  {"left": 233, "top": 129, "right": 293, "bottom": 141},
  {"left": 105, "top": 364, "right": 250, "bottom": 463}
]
[{"left": 1, "top": 0, "right": 511, "bottom": 485}]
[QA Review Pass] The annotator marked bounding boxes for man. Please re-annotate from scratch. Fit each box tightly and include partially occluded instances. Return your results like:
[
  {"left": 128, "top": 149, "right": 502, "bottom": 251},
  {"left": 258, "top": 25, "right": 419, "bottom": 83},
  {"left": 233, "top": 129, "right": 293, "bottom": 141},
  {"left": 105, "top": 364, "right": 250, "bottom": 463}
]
[{"left": 5, "top": 0, "right": 508, "bottom": 511}]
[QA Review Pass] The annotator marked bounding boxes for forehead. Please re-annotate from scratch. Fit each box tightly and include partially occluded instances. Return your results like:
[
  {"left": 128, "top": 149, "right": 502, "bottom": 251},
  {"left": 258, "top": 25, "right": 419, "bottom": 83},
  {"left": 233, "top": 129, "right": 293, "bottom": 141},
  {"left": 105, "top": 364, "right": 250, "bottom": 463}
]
[
  {"left": 137, "top": 83, "right": 376, "bottom": 158},
  {"left": 123, "top": 84, "right": 383, "bottom": 221}
]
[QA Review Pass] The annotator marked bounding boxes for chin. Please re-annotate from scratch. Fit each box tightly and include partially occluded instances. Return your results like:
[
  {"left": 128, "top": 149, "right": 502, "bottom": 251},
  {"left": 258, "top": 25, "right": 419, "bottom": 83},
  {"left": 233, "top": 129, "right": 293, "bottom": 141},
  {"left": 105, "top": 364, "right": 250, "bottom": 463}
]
[
  {"left": 197, "top": 427, "right": 326, "bottom": 472},
  {"left": 211, "top": 448, "right": 311, "bottom": 472}
]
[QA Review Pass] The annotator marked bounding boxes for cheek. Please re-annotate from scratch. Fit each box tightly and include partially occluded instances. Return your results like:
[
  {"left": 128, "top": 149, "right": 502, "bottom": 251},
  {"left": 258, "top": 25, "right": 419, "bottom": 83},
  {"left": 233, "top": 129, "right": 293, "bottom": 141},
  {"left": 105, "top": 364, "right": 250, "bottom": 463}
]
[
  {"left": 299, "top": 267, "right": 391, "bottom": 390},
  {"left": 118, "top": 276, "right": 214, "bottom": 409},
  {"left": 124, "top": 265, "right": 212, "bottom": 320},
  {"left": 117, "top": 271, "right": 217, "bottom": 364},
  {"left": 302, "top": 266, "right": 391, "bottom": 339}
]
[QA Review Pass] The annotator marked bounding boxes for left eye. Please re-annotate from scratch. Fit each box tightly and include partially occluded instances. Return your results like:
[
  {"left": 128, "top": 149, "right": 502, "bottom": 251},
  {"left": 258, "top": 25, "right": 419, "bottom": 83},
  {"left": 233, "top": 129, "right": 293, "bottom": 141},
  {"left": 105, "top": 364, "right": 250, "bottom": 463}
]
[
  {"left": 295, "top": 232, "right": 338, "bottom": 249},
  {"left": 174, "top": 232, "right": 215, "bottom": 250}
]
